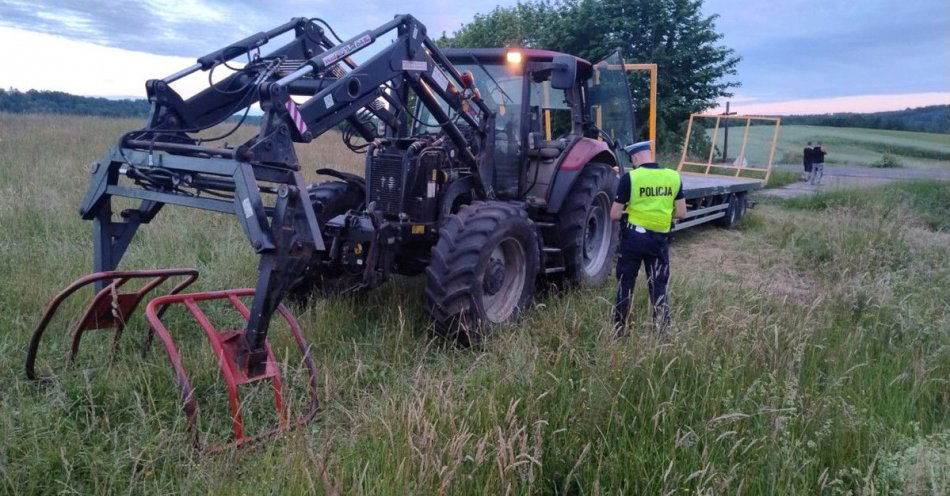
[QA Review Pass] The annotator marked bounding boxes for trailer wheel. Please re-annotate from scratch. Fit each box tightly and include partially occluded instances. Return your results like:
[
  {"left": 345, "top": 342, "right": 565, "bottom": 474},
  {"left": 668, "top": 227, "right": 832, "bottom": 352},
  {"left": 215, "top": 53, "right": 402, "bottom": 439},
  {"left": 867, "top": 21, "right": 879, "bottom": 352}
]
[
  {"left": 736, "top": 193, "right": 748, "bottom": 220},
  {"left": 288, "top": 180, "right": 365, "bottom": 302},
  {"left": 425, "top": 201, "right": 540, "bottom": 345},
  {"left": 716, "top": 194, "right": 740, "bottom": 228},
  {"left": 556, "top": 163, "right": 619, "bottom": 286}
]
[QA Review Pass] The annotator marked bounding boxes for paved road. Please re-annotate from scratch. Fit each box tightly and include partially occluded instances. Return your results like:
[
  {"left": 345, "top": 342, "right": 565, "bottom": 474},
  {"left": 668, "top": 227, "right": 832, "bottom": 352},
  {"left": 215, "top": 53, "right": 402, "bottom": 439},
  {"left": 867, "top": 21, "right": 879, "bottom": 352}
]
[{"left": 759, "top": 164, "right": 950, "bottom": 199}]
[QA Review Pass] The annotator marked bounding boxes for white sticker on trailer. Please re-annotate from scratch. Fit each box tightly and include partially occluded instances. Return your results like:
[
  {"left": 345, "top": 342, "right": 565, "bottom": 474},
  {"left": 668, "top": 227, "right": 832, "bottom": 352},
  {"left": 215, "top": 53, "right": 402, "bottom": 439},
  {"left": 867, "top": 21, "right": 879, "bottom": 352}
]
[
  {"left": 426, "top": 181, "right": 436, "bottom": 198},
  {"left": 242, "top": 198, "right": 255, "bottom": 219},
  {"left": 323, "top": 93, "right": 335, "bottom": 108}
]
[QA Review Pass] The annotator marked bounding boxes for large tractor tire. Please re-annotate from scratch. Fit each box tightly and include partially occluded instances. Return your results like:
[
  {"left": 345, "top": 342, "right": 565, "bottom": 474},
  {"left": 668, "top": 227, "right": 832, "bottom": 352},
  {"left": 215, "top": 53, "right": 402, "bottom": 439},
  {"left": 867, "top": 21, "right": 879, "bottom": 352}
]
[
  {"left": 287, "top": 180, "right": 364, "bottom": 302},
  {"left": 425, "top": 201, "right": 540, "bottom": 345},
  {"left": 556, "top": 163, "right": 619, "bottom": 286}
]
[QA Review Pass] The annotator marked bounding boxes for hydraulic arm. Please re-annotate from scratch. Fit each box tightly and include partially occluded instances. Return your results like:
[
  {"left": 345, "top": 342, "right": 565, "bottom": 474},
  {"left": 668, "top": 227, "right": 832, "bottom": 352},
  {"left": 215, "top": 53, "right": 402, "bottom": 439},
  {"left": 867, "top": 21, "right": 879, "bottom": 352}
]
[{"left": 75, "top": 14, "right": 491, "bottom": 372}]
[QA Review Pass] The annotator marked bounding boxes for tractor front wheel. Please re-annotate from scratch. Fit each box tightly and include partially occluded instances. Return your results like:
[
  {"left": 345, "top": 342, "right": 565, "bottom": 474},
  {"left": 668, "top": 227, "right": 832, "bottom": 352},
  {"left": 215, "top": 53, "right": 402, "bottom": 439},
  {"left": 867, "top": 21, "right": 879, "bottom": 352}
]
[{"left": 425, "top": 201, "right": 540, "bottom": 345}]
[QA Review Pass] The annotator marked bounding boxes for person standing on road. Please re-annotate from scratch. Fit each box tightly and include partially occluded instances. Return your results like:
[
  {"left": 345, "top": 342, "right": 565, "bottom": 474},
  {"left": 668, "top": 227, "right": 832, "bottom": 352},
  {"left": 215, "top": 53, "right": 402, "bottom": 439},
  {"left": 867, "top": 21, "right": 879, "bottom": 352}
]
[
  {"left": 811, "top": 141, "right": 827, "bottom": 185},
  {"left": 610, "top": 141, "right": 687, "bottom": 335},
  {"left": 802, "top": 141, "right": 814, "bottom": 181}
]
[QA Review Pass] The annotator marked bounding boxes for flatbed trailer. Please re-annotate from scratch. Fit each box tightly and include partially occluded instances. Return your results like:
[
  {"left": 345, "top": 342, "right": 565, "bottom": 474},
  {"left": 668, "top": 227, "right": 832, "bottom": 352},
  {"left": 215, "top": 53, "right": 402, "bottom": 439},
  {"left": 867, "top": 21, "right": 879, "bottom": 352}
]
[
  {"left": 671, "top": 172, "right": 763, "bottom": 231},
  {"left": 669, "top": 112, "right": 782, "bottom": 232}
]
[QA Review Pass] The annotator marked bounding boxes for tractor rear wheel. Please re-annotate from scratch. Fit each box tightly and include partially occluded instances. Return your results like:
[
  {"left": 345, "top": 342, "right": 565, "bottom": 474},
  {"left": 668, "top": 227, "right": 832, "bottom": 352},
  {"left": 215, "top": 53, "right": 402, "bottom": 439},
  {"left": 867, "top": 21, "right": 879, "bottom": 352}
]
[
  {"left": 287, "top": 180, "right": 364, "bottom": 302},
  {"left": 425, "top": 201, "right": 540, "bottom": 345},
  {"left": 556, "top": 163, "right": 619, "bottom": 286}
]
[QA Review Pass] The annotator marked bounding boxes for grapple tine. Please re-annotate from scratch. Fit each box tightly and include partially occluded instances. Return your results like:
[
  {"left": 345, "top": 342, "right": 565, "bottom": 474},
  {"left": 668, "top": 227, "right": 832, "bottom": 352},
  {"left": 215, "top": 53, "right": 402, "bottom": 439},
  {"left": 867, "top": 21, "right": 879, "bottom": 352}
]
[
  {"left": 25, "top": 269, "right": 199, "bottom": 381},
  {"left": 145, "top": 288, "right": 319, "bottom": 452}
]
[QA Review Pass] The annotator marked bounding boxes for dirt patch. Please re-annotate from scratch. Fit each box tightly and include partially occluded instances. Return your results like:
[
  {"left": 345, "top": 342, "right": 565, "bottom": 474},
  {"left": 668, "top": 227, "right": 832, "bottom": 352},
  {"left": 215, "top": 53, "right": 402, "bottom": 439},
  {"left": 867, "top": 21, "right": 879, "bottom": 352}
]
[
  {"left": 757, "top": 175, "right": 894, "bottom": 199},
  {"left": 760, "top": 165, "right": 950, "bottom": 199}
]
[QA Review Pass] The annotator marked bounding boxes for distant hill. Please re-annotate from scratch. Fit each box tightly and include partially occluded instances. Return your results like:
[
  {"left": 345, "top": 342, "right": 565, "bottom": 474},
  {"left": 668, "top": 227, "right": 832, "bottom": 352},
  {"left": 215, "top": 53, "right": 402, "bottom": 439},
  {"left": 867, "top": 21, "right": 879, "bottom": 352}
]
[
  {"left": 0, "top": 88, "right": 150, "bottom": 118},
  {"left": 781, "top": 105, "right": 950, "bottom": 134},
  {"left": 4, "top": 88, "right": 947, "bottom": 135},
  {"left": 0, "top": 88, "right": 264, "bottom": 125}
]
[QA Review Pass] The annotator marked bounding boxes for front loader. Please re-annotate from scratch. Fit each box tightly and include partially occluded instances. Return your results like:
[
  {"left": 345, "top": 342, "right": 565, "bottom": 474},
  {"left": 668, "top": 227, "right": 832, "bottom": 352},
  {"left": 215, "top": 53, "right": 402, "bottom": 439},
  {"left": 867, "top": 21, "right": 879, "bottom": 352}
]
[{"left": 26, "top": 15, "right": 641, "bottom": 449}]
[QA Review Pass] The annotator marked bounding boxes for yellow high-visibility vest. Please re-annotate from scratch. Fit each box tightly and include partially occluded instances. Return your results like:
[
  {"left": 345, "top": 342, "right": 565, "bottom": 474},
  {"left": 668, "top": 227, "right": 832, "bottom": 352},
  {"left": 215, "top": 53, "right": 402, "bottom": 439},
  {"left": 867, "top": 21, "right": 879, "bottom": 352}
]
[{"left": 624, "top": 167, "right": 681, "bottom": 233}]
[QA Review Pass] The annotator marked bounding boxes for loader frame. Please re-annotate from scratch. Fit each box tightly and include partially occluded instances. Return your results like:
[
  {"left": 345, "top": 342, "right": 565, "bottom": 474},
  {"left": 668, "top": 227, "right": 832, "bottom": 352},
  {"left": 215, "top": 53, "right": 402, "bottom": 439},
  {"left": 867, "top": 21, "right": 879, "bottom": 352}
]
[{"left": 78, "top": 14, "right": 491, "bottom": 373}]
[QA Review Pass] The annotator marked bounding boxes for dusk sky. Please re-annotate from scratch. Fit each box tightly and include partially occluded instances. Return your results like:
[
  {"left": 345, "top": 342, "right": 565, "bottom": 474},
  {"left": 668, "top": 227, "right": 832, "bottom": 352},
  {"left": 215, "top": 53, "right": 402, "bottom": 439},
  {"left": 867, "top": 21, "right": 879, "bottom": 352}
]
[{"left": 1, "top": 0, "right": 947, "bottom": 114}]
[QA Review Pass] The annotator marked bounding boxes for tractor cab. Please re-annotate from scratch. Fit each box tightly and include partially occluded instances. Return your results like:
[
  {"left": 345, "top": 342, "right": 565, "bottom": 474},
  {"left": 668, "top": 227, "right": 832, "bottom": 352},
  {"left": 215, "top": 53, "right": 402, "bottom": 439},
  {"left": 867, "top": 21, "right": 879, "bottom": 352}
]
[{"left": 427, "top": 49, "right": 638, "bottom": 203}]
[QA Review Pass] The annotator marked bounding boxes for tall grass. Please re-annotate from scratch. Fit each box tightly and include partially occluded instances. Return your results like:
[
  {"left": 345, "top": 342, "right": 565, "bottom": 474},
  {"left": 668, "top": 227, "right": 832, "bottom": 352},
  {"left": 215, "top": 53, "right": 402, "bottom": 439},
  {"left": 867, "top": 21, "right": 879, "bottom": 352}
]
[
  {"left": 1, "top": 114, "right": 947, "bottom": 494},
  {"left": 782, "top": 181, "right": 950, "bottom": 231}
]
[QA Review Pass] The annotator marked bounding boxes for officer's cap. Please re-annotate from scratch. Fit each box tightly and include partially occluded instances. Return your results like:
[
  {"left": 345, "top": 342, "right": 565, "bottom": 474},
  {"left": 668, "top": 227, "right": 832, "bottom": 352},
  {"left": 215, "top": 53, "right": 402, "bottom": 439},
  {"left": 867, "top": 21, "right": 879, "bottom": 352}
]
[{"left": 624, "top": 140, "right": 653, "bottom": 156}]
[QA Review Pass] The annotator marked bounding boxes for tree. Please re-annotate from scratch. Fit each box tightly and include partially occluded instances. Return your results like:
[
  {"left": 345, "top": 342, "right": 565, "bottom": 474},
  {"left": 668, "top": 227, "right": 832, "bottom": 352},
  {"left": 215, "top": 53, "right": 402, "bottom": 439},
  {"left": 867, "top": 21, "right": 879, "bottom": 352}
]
[
  {"left": 0, "top": 88, "right": 151, "bottom": 118},
  {"left": 440, "top": 0, "right": 740, "bottom": 152}
]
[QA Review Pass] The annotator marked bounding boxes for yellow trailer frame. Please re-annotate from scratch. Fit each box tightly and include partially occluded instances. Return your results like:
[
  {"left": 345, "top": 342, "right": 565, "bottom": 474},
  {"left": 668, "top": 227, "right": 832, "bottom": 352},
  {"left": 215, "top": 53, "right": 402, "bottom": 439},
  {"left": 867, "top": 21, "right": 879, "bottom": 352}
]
[
  {"left": 623, "top": 63, "right": 658, "bottom": 159},
  {"left": 591, "top": 62, "right": 658, "bottom": 159},
  {"left": 676, "top": 113, "right": 782, "bottom": 183}
]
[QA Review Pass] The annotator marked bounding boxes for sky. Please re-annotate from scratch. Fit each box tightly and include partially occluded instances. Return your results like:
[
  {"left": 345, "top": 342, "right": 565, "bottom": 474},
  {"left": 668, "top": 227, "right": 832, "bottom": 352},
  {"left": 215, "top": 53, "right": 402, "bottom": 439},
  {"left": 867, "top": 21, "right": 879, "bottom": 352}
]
[{"left": 0, "top": 0, "right": 948, "bottom": 115}]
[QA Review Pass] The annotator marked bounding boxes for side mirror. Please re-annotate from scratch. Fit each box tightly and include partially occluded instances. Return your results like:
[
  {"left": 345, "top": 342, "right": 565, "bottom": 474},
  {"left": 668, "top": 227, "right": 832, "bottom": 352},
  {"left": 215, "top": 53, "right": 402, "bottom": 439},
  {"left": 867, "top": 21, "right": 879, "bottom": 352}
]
[{"left": 550, "top": 54, "right": 577, "bottom": 90}]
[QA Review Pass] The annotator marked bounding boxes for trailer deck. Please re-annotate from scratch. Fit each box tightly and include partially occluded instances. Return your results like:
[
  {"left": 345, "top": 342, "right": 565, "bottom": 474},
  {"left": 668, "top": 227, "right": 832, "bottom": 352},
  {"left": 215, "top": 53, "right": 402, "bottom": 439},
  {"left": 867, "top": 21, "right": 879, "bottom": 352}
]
[
  {"left": 671, "top": 172, "right": 764, "bottom": 232},
  {"left": 679, "top": 172, "right": 763, "bottom": 199}
]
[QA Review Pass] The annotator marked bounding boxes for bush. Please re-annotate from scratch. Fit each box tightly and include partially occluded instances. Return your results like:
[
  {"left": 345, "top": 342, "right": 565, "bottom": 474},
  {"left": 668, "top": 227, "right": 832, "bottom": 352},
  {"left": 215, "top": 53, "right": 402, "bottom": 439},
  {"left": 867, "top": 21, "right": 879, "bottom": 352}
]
[
  {"left": 780, "top": 149, "right": 803, "bottom": 164},
  {"left": 871, "top": 150, "right": 903, "bottom": 168}
]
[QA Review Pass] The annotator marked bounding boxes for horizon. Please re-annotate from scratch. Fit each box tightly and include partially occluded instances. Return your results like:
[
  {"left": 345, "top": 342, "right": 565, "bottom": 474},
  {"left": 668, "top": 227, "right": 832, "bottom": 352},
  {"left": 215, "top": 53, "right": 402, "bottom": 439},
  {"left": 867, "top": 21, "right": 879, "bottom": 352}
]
[
  {"left": 6, "top": 86, "right": 949, "bottom": 119},
  {"left": 1, "top": 0, "right": 948, "bottom": 114}
]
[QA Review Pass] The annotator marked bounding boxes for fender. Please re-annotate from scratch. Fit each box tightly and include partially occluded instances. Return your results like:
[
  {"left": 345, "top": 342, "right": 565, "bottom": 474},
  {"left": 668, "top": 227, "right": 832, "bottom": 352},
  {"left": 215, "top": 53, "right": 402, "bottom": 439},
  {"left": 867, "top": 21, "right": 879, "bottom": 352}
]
[
  {"left": 545, "top": 137, "right": 617, "bottom": 213},
  {"left": 316, "top": 167, "right": 366, "bottom": 199},
  {"left": 440, "top": 175, "right": 476, "bottom": 218}
]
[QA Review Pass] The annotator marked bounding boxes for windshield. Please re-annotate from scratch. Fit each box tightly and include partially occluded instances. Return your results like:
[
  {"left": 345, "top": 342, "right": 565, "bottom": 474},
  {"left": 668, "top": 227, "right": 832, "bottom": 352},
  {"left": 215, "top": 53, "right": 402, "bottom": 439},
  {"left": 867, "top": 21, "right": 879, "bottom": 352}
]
[
  {"left": 414, "top": 62, "right": 523, "bottom": 130},
  {"left": 415, "top": 61, "right": 525, "bottom": 198},
  {"left": 588, "top": 52, "right": 636, "bottom": 167}
]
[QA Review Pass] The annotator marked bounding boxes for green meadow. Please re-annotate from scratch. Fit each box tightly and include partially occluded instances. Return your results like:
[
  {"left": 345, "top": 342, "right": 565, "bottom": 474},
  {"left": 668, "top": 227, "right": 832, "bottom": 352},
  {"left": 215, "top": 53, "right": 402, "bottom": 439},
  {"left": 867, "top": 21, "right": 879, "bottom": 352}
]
[{"left": 1, "top": 114, "right": 947, "bottom": 494}]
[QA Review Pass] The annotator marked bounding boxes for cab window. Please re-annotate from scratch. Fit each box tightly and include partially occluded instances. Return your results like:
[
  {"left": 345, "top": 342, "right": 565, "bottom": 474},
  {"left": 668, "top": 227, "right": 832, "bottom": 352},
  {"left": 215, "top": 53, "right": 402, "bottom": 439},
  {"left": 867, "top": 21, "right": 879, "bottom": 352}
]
[{"left": 530, "top": 80, "right": 571, "bottom": 140}]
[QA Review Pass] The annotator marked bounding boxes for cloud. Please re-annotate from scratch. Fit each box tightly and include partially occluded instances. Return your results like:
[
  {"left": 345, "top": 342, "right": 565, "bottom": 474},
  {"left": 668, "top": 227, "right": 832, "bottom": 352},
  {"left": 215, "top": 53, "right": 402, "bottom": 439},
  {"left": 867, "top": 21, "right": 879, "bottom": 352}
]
[
  {"left": 0, "top": 0, "right": 498, "bottom": 57},
  {"left": 2, "top": 0, "right": 947, "bottom": 113},
  {"left": 0, "top": 26, "right": 202, "bottom": 98},
  {"left": 714, "top": 92, "right": 950, "bottom": 115},
  {"left": 705, "top": 0, "right": 950, "bottom": 101}
]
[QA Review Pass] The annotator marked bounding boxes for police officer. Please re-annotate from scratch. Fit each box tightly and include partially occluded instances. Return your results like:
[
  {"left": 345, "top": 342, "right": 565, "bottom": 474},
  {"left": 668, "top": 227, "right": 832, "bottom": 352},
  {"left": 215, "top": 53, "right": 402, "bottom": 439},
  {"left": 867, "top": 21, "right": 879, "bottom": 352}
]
[{"left": 610, "top": 141, "right": 687, "bottom": 335}]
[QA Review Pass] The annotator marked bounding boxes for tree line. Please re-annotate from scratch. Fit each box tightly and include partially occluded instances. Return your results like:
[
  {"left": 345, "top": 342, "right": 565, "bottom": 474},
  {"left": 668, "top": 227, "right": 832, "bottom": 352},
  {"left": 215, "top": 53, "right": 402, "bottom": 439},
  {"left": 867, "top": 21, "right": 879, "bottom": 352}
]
[
  {"left": 781, "top": 105, "right": 950, "bottom": 134},
  {"left": 0, "top": 88, "right": 150, "bottom": 118},
  {"left": 439, "top": 0, "right": 741, "bottom": 153}
]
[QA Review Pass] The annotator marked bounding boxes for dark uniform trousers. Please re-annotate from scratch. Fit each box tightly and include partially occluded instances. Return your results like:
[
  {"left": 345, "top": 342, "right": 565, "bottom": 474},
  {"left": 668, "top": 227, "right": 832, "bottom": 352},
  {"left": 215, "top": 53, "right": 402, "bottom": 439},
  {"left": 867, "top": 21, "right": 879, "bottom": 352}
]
[{"left": 614, "top": 225, "right": 672, "bottom": 333}]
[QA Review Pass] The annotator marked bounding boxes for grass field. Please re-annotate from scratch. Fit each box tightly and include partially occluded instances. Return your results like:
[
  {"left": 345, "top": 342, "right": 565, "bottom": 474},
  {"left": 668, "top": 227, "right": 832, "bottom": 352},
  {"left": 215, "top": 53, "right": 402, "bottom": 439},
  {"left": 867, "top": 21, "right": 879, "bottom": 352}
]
[
  {"left": 692, "top": 123, "right": 950, "bottom": 170},
  {"left": 773, "top": 126, "right": 950, "bottom": 170},
  {"left": 1, "top": 113, "right": 948, "bottom": 494}
]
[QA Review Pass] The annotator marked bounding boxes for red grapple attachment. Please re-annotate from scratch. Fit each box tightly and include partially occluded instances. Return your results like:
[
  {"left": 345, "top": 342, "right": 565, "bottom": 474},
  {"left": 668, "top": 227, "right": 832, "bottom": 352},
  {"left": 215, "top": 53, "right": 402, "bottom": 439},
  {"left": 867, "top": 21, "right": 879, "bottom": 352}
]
[
  {"left": 25, "top": 269, "right": 200, "bottom": 381},
  {"left": 145, "top": 288, "right": 319, "bottom": 452}
]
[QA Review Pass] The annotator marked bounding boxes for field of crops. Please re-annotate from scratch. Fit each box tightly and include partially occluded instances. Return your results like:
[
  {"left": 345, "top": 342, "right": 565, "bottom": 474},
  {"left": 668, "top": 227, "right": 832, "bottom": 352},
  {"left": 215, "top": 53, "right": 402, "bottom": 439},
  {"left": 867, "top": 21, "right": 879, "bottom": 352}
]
[
  {"left": 689, "top": 122, "right": 950, "bottom": 170},
  {"left": 1, "top": 113, "right": 947, "bottom": 494}
]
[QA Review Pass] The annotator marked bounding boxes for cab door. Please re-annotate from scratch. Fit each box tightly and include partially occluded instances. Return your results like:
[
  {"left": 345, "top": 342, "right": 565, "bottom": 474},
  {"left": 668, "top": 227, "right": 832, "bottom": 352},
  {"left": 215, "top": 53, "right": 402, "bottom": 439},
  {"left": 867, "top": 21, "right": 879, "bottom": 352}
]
[{"left": 587, "top": 51, "right": 637, "bottom": 168}]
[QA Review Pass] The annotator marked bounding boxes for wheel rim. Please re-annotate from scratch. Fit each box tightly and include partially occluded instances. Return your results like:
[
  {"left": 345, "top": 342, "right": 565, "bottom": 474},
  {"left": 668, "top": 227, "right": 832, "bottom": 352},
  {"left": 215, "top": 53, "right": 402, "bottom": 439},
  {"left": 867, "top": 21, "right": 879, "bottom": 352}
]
[
  {"left": 582, "top": 191, "right": 612, "bottom": 276},
  {"left": 481, "top": 237, "right": 527, "bottom": 323}
]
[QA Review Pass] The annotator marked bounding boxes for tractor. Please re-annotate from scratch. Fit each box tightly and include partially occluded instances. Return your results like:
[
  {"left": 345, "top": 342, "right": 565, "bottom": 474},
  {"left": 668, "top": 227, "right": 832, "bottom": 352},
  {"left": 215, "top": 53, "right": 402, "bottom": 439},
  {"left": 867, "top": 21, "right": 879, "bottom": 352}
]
[
  {"left": 289, "top": 46, "right": 637, "bottom": 341},
  {"left": 26, "top": 15, "right": 641, "bottom": 449}
]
